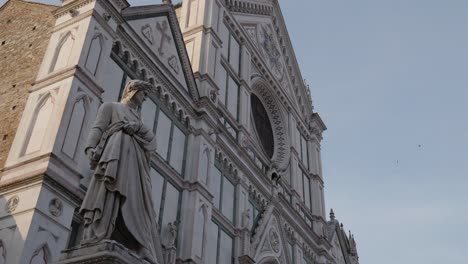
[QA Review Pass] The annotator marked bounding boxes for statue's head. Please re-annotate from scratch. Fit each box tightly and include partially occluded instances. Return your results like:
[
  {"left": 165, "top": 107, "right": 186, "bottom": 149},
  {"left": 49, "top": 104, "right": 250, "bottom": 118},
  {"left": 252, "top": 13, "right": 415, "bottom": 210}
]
[{"left": 120, "top": 80, "right": 154, "bottom": 106}]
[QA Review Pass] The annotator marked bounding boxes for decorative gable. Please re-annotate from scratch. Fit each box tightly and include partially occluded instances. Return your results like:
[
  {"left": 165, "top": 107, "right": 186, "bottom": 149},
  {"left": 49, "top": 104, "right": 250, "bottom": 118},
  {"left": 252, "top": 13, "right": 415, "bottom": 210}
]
[
  {"left": 230, "top": 0, "right": 314, "bottom": 121},
  {"left": 122, "top": 5, "right": 199, "bottom": 100},
  {"left": 252, "top": 209, "right": 290, "bottom": 264},
  {"left": 331, "top": 231, "right": 346, "bottom": 264},
  {"left": 243, "top": 21, "right": 298, "bottom": 107}
]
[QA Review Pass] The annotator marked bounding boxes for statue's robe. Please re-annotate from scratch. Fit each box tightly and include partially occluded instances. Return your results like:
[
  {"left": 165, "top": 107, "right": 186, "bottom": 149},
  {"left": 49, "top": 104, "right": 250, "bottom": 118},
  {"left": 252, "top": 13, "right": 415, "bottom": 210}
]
[{"left": 80, "top": 102, "right": 163, "bottom": 264}]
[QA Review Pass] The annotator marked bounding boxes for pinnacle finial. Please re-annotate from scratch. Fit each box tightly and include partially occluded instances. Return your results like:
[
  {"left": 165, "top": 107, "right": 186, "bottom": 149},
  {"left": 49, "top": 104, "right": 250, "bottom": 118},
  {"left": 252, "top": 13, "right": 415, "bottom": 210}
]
[{"left": 330, "top": 208, "right": 335, "bottom": 221}]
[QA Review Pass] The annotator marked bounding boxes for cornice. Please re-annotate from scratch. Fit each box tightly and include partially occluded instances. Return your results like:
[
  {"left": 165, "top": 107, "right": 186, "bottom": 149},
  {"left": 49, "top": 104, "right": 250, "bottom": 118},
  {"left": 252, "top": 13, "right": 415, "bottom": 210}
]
[
  {"left": 277, "top": 198, "right": 334, "bottom": 259},
  {"left": 225, "top": 0, "right": 274, "bottom": 16},
  {"left": 52, "top": 9, "right": 94, "bottom": 33},
  {"left": 31, "top": 65, "right": 104, "bottom": 98},
  {"left": 113, "top": 30, "right": 198, "bottom": 123},
  {"left": 97, "top": 0, "right": 127, "bottom": 24},
  {"left": 53, "top": 0, "right": 95, "bottom": 18}
]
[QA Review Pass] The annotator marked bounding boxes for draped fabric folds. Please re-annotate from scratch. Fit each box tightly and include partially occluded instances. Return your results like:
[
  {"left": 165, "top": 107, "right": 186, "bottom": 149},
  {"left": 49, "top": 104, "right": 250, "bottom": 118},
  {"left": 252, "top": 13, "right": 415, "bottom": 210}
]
[{"left": 80, "top": 102, "right": 163, "bottom": 264}]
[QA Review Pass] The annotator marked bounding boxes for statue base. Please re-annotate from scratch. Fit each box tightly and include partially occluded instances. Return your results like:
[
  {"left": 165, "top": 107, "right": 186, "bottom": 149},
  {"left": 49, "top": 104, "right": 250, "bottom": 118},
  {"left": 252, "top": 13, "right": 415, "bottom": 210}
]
[{"left": 57, "top": 240, "right": 152, "bottom": 264}]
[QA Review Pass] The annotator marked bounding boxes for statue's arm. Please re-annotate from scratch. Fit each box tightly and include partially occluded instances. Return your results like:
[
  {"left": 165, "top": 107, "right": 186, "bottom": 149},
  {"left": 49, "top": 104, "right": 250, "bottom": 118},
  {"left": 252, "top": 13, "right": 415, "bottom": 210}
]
[
  {"left": 85, "top": 103, "right": 113, "bottom": 156},
  {"left": 135, "top": 122, "right": 157, "bottom": 152}
]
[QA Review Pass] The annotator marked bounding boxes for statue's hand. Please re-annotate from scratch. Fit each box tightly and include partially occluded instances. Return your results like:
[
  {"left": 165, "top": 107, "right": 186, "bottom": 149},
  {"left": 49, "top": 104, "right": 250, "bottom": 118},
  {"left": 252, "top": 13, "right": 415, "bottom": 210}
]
[{"left": 85, "top": 147, "right": 95, "bottom": 161}]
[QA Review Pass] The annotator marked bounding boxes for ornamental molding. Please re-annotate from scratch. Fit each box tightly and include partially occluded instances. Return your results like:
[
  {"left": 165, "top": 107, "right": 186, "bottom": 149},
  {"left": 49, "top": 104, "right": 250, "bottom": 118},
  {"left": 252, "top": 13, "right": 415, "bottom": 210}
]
[
  {"left": 251, "top": 78, "right": 290, "bottom": 170},
  {"left": 111, "top": 40, "right": 193, "bottom": 128},
  {"left": 224, "top": 3, "right": 316, "bottom": 130},
  {"left": 225, "top": 0, "right": 274, "bottom": 16},
  {"left": 120, "top": 5, "right": 200, "bottom": 101},
  {"left": 214, "top": 149, "right": 240, "bottom": 183}
]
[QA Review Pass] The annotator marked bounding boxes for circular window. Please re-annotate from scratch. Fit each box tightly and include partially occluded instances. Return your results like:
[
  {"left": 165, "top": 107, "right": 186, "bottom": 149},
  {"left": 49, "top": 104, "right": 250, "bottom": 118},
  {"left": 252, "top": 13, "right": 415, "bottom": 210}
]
[{"left": 251, "top": 94, "right": 274, "bottom": 158}]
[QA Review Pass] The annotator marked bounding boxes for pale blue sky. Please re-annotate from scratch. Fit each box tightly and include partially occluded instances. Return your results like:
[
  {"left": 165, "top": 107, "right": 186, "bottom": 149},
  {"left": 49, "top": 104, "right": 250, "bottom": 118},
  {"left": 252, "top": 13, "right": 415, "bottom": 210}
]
[
  {"left": 2, "top": 0, "right": 467, "bottom": 263},
  {"left": 281, "top": 1, "right": 468, "bottom": 263}
]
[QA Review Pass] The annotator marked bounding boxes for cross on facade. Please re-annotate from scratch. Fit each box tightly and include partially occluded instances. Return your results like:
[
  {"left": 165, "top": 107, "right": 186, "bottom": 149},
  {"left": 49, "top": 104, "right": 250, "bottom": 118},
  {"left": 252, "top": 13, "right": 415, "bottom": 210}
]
[{"left": 156, "top": 20, "right": 172, "bottom": 56}]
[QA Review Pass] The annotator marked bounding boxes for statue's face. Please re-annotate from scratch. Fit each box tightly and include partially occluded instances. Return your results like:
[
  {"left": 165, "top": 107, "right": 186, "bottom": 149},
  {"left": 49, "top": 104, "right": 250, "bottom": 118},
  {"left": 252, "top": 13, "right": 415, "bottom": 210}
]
[{"left": 132, "top": 90, "right": 149, "bottom": 106}]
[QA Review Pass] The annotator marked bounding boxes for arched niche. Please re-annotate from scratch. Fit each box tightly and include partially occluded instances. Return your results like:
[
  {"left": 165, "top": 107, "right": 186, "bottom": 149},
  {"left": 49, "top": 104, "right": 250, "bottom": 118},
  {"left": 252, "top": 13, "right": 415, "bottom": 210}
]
[
  {"left": 194, "top": 203, "right": 207, "bottom": 259},
  {"left": 30, "top": 245, "right": 50, "bottom": 264},
  {"left": 84, "top": 34, "right": 103, "bottom": 75},
  {"left": 199, "top": 144, "right": 210, "bottom": 185},
  {"left": 61, "top": 92, "right": 91, "bottom": 159},
  {"left": 49, "top": 30, "right": 75, "bottom": 73},
  {"left": 250, "top": 77, "right": 290, "bottom": 170},
  {"left": 22, "top": 90, "right": 57, "bottom": 155}
]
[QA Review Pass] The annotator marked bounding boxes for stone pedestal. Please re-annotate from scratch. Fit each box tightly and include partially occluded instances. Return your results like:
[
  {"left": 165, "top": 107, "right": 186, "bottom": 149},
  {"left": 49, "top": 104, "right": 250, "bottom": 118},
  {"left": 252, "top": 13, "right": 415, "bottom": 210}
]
[{"left": 57, "top": 240, "right": 152, "bottom": 264}]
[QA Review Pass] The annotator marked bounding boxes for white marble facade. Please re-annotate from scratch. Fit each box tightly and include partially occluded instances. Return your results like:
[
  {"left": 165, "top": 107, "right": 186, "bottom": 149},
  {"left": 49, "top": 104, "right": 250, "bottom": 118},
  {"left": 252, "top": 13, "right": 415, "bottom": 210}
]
[{"left": 0, "top": 0, "right": 358, "bottom": 263}]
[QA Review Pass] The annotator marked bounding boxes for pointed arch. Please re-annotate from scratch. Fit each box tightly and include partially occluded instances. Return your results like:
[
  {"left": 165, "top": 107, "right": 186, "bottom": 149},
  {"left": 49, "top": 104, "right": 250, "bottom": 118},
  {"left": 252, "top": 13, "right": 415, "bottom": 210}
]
[
  {"left": 84, "top": 33, "right": 103, "bottom": 75},
  {"left": 22, "top": 90, "right": 57, "bottom": 155},
  {"left": 30, "top": 244, "right": 50, "bottom": 264},
  {"left": 194, "top": 203, "right": 208, "bottom": 259},
  {"left": 61, "top": 91, "right": 91, "bottom": 158},
  {"left": 49, "top": 30, "right": 75, "bottom": 73},
  {"left": 199, "top": 144, "right": 210, "bottom": 185}
]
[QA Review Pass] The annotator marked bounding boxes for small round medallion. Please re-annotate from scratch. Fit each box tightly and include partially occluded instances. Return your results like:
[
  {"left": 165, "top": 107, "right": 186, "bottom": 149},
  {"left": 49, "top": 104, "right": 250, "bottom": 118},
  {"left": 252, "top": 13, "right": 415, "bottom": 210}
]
[
  {"left": 269, "top": 228, "right": 280, "bottom": 253},
  {"left": 5, "top": 195, "right": 19, "bottom": 213},
  {"left": 49, "top": 198, "right": 63, "bottom": 217}
]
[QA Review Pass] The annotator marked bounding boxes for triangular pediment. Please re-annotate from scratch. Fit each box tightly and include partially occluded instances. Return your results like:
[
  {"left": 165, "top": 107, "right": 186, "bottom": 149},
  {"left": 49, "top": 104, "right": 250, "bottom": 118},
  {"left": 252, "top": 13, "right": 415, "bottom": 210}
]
[
  {"left": 122, "top": 5, "right": 199, "bottom": 100},
  {"left": 252, "top": 210, "right": 290, "bottom": 264},
  {"left": 331, "top": 230, "right": 346, "bottom": 264},
  {"left": 228, "top": 0, "right": 314, "bottom": 120}
]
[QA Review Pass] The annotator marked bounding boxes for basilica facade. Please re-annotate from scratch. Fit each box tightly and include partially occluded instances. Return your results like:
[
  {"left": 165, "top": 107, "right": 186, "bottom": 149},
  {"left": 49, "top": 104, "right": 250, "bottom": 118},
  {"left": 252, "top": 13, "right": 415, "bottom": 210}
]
[{"left": 0, "top": 0, "right": 359, "bottom": 263}]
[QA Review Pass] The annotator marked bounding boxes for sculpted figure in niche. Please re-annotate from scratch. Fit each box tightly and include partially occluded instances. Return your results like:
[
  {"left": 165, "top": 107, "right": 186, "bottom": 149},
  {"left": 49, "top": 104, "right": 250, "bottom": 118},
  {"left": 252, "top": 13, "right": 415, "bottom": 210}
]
[{"left": 80, "top": 80, "right": 163, "bottom": 264}]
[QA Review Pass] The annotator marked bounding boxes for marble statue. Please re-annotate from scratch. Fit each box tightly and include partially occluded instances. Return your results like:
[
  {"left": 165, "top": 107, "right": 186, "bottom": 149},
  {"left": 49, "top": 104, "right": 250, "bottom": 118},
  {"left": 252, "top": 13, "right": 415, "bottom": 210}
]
[{"left": 79, "top": 80, "right": 163, "bottom": 264}]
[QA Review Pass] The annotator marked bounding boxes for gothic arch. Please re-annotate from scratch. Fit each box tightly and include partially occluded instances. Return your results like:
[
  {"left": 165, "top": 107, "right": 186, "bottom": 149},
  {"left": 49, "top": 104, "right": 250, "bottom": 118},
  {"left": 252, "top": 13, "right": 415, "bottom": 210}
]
[
  {"left": 84, "top": 33, "right": 104, "bottom": 75},
  {"left": 200, "top": 144, "right": 210, "bottom": 185},
  {"left": 30, "top": 244, "right": 51, "bottom": 264},
  {"left": 49, "top": 30, "right": 76, "bottom": 73},
  {"left": 22, "top": 89, "right": 58, "bottom": 155},
  {"left": 61, "top": 91, "right": 91, "bottom": 159},
  {"left": 250, "top": 77, "right": 290, "bottom": 170},
  {"left": 194, "top": 203, "right": 208, "bottom": 259}
]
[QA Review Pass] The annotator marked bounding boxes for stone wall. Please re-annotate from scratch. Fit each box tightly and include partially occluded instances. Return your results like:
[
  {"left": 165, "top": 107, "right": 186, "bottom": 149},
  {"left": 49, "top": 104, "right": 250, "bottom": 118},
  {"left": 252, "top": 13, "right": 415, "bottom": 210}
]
[{"left": 0, "top": 0, "right": 57, "bottom": 169}]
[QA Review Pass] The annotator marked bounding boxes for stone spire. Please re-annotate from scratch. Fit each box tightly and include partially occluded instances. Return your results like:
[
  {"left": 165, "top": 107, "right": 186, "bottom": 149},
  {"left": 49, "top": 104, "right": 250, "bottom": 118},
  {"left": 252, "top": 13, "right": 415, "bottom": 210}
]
[{"left": 330, "top": 208, "right": 335, "bottom": 221}]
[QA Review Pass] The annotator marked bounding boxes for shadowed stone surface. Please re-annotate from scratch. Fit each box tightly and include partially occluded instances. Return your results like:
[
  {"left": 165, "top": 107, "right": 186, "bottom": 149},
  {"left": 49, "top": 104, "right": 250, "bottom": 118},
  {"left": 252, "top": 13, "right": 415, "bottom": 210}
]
[{"left": 58, "top": 240, "right": 152, "bottom": 264}]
